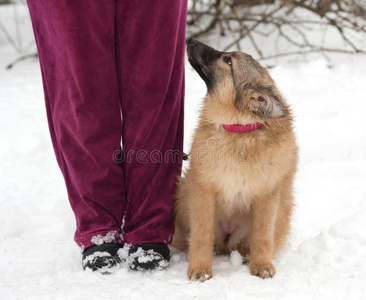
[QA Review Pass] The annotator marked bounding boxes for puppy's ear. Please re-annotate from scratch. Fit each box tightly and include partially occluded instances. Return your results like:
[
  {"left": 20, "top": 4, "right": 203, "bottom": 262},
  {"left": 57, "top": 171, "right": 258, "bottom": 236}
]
[{"left": 252, "top": 88, "right": 288, "bottom": 119}]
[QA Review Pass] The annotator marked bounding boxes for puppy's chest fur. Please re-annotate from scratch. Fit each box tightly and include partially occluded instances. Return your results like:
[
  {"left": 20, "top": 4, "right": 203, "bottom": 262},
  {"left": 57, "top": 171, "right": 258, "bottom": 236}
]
[{"left": 193, "top": 131, "right": 280, "bottom": 213}]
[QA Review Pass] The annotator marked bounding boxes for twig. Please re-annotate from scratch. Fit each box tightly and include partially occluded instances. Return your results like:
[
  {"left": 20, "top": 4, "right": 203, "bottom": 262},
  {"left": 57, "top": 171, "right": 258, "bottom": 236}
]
[{"left": 6, "top": 53, "right": 38, "bottom": 70}]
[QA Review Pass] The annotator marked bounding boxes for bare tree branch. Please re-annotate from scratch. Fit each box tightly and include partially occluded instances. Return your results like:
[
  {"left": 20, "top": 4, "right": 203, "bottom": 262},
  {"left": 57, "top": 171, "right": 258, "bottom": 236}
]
[{"left": 187, "top": 0, "right": 366, "bottom": 60}]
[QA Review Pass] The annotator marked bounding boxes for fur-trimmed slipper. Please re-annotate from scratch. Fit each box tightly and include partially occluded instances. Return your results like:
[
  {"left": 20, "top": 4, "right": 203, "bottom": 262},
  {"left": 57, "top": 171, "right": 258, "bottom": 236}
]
[
  {"left": 82, "top": 242, "right": 123, "bottom": 273},
  {"left": 129, "top": 243, "right": 170, "bottom": 271}
]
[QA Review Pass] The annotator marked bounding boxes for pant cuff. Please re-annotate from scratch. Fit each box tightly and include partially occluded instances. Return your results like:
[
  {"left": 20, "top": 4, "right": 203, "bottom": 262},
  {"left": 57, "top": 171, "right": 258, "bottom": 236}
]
[
  {"left": 123, "top": 230, "right": 174, "bottom": 246},
  {"left": 76, "top": 229, "right": 124, "bottom": 252}
]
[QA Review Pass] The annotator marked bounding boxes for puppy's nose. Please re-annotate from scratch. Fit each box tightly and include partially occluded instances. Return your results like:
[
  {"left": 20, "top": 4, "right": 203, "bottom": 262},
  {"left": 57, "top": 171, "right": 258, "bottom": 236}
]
[{"left": 188, "top": 38, "right": 198, "bottom": 45}]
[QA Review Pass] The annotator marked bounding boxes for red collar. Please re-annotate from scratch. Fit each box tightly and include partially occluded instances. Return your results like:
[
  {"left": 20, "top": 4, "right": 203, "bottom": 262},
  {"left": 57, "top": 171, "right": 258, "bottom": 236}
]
[{"left": 222, "top": 123, "right": 263, "bottom": 133}]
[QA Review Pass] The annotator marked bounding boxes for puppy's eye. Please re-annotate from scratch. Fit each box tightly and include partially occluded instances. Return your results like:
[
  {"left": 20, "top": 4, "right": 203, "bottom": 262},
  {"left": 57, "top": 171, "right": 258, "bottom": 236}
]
[{"left": 225, "top": 57, "right": 232, "bottom": 65}]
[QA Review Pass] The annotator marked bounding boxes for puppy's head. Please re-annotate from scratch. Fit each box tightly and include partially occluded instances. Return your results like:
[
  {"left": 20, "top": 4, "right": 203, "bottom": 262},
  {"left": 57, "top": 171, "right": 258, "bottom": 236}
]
[{"left": 187, "top": 39, "right": 288, "bottom": 119}]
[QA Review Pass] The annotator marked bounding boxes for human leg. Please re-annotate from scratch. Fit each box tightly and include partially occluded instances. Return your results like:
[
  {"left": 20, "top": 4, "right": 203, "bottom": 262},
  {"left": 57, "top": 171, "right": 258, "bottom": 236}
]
[
  {"left": 27, "top": 1, "right": 125, "bottom": 251},
  {"left": 115, "top": 0, "right": 187, "bottom": 247}
]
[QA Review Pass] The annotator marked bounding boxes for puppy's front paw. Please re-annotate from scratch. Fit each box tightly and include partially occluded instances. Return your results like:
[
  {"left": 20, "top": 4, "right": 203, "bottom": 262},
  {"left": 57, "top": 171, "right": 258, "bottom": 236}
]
[
  {"left": 250, "top": 263, "right": 276, "bottom": 279},
  {"left": 187, "top": 267, "right": 212, "bottom": 281}
]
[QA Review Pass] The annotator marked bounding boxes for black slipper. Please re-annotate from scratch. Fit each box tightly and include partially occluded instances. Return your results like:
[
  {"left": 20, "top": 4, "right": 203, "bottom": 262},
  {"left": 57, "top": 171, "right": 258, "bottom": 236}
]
[
  {"left": 129, "top": 243, "right": 170, "bottom": 271},
  {"left": 82, "top": 242, "right": 123, "bottom": 273}
]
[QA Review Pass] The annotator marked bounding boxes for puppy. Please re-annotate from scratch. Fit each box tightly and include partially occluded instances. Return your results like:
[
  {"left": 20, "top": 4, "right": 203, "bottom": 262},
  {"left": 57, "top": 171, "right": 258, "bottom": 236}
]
[{"left": 172, "top": 39, "right": 298, "bottom": 281}]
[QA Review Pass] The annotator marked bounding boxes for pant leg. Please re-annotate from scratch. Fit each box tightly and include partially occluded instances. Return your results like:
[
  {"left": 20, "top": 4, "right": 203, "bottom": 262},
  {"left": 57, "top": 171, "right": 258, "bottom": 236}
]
[
  {"left": 116, "top": 0, "right": 187, "bottom": 245},
  {"left": 27, "top": 1, "right": 125, "bottom": 250}
]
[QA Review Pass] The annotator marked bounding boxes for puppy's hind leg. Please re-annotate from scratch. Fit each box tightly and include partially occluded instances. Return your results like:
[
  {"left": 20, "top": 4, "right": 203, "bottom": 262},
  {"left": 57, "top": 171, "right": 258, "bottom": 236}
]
[
  {"left": 238, "top": 237, "right": 250, "bottom": 265},
  {"left": 187, "top": 184, "right": 216, "bottom": 281},
  {"left": 171, "top": 221, "right": 188, "bottom": 252}
]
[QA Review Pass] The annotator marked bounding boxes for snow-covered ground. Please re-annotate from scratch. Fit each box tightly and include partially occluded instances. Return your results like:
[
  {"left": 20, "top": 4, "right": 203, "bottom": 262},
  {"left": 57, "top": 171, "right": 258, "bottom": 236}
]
[{"left": 1, "top": 4, "right": 366, "bottom": 300}]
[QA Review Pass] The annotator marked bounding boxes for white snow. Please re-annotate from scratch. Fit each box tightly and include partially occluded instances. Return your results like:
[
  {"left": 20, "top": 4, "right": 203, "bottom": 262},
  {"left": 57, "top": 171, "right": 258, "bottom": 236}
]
[
  {"left": 90, "top": 230, "right": 121, "bottom": 246},
  {"left": 1, "top": 4, "right": 366, "bottom": 300},
  {"left": 230, "top": 251, "right": 243, "bottom": 269}
]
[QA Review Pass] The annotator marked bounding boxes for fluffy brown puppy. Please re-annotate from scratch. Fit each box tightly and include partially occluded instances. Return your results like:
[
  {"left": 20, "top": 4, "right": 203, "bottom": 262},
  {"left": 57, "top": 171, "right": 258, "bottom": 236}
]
[{"left": 172, "top": 39, "right": 298, "bottom": 281}]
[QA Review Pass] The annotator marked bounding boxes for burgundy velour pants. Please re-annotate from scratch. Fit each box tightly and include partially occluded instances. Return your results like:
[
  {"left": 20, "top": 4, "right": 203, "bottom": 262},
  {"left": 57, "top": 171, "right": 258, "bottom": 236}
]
[{"left": 27, "top": 1, "right": 187, "bottom": 250}]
